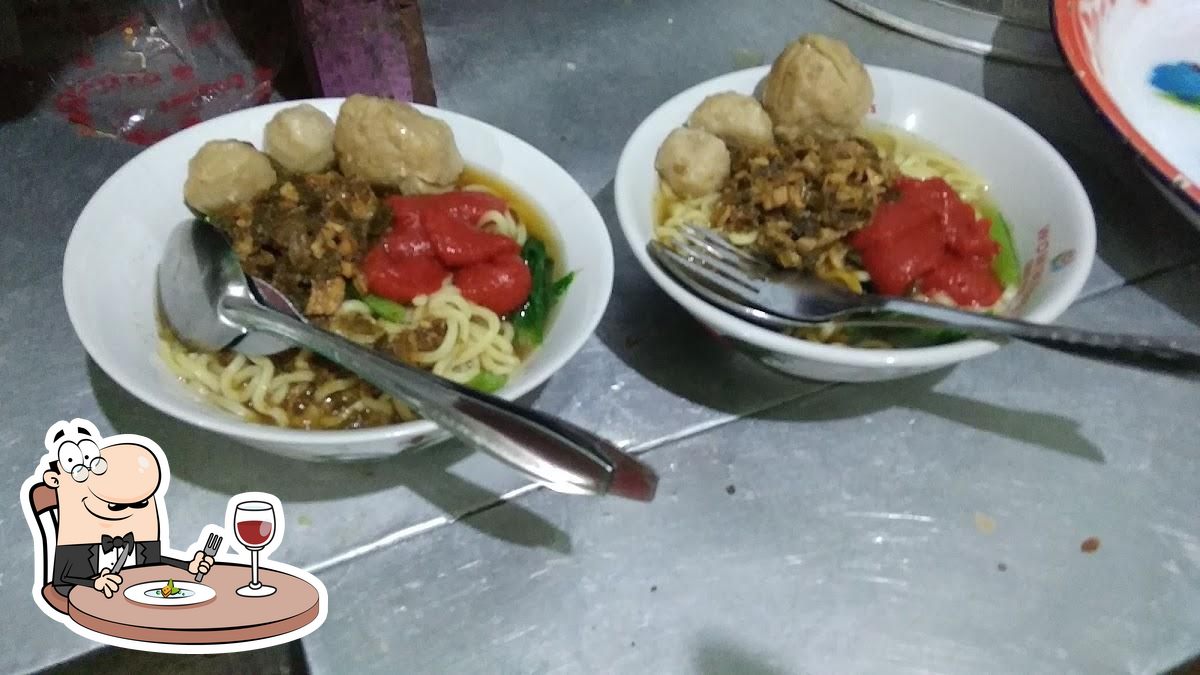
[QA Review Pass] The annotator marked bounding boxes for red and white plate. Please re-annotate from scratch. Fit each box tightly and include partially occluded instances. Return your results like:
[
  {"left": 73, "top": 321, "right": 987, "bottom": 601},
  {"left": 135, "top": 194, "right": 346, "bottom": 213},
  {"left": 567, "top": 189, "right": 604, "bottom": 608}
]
[{"left": 1053, "top": 0, "right": 1200, "bottom": 226}]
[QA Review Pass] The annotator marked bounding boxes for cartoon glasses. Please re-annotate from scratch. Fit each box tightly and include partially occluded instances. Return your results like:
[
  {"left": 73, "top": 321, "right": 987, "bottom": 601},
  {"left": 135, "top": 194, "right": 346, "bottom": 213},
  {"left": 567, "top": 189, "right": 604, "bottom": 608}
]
[
  {"left": 69, "top": 456, "right": 108, "bottom": 483},
  {"left": 58, "top": 439, "right": 108, "bottom": 482}
]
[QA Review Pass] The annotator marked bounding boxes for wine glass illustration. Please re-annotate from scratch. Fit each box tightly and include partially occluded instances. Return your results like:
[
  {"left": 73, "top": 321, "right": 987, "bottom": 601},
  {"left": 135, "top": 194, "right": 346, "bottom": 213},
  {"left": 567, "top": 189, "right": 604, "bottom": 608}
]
[{"left": 233, "top": 500, "right": 276, "bottom": 597}]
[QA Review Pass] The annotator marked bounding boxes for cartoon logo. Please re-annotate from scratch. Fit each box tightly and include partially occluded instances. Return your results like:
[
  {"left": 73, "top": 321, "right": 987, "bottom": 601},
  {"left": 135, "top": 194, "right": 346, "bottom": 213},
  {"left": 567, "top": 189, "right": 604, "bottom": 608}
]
[
  {"left": 20, "top": 419, "right": 327, "bottom": 654},
  {"left": 1051, "top": 249, "right": 1076, "bottom": 272}
]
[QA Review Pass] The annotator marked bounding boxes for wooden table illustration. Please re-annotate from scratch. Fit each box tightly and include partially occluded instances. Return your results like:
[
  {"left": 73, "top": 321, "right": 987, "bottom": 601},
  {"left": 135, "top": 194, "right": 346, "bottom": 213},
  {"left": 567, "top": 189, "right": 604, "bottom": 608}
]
[{"left": 68, "top": 563, "right": 320, "bottom": 645}]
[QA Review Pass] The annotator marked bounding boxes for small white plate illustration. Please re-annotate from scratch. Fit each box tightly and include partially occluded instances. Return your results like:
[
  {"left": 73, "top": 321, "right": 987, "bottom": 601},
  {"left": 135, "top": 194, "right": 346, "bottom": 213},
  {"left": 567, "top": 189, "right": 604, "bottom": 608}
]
[{"left": 123, "top": 580, "right": 216, "bottom": 607}]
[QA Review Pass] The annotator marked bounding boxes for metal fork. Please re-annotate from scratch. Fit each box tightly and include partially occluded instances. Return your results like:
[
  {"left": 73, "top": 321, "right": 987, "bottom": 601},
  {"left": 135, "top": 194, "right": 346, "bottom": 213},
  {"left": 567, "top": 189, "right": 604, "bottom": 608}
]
[
  {"left": 649, "top": 224, "right": 1200, "bottom": 369},
  {"left": 194, "top": 532, "right": 223, "bottom": 582}
]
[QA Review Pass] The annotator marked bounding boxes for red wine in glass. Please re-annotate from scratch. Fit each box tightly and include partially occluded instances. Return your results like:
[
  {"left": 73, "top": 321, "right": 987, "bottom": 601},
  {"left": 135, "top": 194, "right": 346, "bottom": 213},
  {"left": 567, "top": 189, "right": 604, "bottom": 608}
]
[
  {"left": 236, "top": 520, "right": 273, "bottom": 547},
  {"left": 234, "top": 501, "right": 276, "bottom": 597}
]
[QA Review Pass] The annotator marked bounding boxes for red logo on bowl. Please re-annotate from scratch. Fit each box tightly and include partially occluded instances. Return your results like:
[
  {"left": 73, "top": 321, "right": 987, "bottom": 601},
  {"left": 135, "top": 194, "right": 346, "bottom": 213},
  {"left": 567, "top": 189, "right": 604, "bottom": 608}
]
[{"left": 1012, "top": 225, "right": 1051, "bottom": 310}]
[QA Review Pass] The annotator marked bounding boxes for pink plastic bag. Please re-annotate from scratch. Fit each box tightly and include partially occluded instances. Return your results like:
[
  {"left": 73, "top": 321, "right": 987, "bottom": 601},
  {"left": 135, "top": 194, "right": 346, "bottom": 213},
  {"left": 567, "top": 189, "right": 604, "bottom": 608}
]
[{"left": 15, "top": 0, "right": 288, "bottom": 145}]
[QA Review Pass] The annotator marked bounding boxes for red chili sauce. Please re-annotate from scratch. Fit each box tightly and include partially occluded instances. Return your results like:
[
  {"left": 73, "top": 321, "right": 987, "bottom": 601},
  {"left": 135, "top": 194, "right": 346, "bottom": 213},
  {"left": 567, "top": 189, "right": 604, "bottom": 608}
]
[
  {"left": 361, "top": 192, "right": 532, "bottom": 315},
  {"left": 849, "top": 177, "right": 1003, "bottom": 308}
]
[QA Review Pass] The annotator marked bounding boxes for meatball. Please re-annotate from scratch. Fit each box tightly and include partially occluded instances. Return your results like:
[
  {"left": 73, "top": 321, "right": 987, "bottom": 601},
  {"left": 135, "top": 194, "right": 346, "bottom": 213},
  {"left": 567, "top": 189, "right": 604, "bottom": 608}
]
[
  {"left": 687, "top": 92, "right": 773, "bottom": 149},
  {"left": 184, "top": 140, "right": 277, "bottom": 215},
  {"left": 654, "top": 128, "right": 731, "bottom": 199},
  {"left": 264, "top": 103, "right": 336, "bottom": 174},
  {"left": 761, "top": 34, "right": 873, "bottom": 134},
  {"left": 333, "top": 94, "right": 464, "bottom": 194}
]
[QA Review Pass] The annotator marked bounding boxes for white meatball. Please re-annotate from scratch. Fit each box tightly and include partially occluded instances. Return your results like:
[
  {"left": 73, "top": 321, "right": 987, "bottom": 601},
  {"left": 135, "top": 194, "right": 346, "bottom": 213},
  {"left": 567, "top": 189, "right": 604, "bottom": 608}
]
[
  {"left": 334, "top": 94, "right": 464, "bottom": 194},
  {"left": 687, "top": 92, "right": 774, "bottom": 148},
  {"left": 762, "top": 34, "right": 873, "bottom": 134},
  {"left": 263, "top": 103, "right": 336, "bottom": 174},
  {"left": 183, "top": 140, "right": 277, "bottom": 215},
  {"left": 654, "top": 128, "right": 731, "bottom": 199}
]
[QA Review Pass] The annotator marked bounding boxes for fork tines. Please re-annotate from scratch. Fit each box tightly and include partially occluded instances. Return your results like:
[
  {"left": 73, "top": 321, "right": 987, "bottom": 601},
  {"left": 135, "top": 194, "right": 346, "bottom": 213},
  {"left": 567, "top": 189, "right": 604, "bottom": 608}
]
[
  {"left": 205, "top": 532, "right": 223, "bottom": 553},
  {"left": 677, "top": 225, "right": 768, "bottom": 271},
  {"left": 656, "top": 224, "right": 767, "bottom": 298}
]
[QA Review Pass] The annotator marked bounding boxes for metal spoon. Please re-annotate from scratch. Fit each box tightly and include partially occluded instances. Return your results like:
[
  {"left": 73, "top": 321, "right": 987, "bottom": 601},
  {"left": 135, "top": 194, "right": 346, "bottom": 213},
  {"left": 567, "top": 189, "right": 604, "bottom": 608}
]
[{"left": 157, "top": 218, "right": 657, "bottom": 501}]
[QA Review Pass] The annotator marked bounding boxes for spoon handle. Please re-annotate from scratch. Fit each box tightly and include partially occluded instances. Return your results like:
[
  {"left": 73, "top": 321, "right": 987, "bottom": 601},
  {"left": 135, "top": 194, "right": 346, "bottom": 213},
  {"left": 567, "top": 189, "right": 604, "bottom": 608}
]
[
  {"left": 878, "top": 297, "right": 1200, "bottom": 370},
  {"left": 221, "top": 296, "right": 656, "bottom": 500}
]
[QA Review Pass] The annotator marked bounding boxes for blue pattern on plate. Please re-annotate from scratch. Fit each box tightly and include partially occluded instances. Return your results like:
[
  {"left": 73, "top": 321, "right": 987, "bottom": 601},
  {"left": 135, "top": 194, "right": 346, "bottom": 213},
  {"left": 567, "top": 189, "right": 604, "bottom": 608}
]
[{"left": 1151, "top": 62, "right": 1200, "bottom": 104}]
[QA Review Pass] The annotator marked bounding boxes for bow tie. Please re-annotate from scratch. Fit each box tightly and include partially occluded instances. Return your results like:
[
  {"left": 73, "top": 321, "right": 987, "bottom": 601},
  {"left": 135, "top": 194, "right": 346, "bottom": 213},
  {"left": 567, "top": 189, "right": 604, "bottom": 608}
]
[{"left": 101, "top": 533, "right": 134, "bottom": 553}]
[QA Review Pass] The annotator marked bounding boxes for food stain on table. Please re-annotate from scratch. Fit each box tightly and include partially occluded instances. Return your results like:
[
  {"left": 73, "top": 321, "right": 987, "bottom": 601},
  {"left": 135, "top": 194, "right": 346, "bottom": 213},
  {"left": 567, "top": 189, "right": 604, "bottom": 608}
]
[
  {"left": 1080, "top": 537, "right": 1101, "bottom": 554},
  {"left": 974, "top": 512, "right": 996, "bottom": 535}
]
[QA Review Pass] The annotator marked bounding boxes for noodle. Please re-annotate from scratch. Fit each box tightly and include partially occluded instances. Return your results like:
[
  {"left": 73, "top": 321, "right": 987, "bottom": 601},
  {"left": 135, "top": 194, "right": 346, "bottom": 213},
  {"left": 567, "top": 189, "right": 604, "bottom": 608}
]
[
  {"left": 158, "top": 336, "right": 297, "bottom": 426},
  {"left": 463, "top": 182, "right": 528, "bottom": 245},
  {"left": 408, "top": 282, "right": 522, "bottom": 382},
  {"left": 312, "top": 378, "right": 356, "bottom": 402},
  {"left": 657, "top": 184, "right": 721, "bottom": 242},
  {"left": 864, "top": 127, "right": 988, "bottom": 206}
]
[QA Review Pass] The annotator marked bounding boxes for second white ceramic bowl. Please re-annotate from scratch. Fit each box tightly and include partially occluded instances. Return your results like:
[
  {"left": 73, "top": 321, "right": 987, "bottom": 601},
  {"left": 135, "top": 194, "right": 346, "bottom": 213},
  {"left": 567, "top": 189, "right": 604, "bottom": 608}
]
[{"left": 615, "top": 66, "right": 1096, "bottom": 382}]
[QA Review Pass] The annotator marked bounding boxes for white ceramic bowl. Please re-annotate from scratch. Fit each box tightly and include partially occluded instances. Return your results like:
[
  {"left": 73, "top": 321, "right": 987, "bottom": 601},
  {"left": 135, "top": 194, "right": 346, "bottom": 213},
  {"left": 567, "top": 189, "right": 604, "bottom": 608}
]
[
  {"left": 615, "top": 66, "right": 1096, "bottom": 382},
  {"left": 64, "top": 99, "right": 614, "bottom": 461}
]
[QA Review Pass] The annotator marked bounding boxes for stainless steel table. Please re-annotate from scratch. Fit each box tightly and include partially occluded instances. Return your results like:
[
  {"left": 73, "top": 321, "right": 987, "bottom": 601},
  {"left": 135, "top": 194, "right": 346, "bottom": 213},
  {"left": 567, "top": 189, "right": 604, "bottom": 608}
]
[{"left": 2, "top": 1, "right": 1199, "bottom": 673}]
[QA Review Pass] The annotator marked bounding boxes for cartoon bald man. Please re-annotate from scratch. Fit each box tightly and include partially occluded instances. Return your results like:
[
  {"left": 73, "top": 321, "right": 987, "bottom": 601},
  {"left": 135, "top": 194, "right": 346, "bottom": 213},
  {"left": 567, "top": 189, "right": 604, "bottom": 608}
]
[{"left": 41, "top": 420, "right": 214, "bottom": 599}]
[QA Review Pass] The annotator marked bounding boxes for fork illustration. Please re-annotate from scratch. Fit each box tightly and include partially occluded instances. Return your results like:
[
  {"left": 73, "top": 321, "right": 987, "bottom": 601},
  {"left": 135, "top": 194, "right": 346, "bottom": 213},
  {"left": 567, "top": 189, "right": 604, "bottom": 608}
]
[{"left": 194, "top": 532, "right": 223, "bottom": 582}]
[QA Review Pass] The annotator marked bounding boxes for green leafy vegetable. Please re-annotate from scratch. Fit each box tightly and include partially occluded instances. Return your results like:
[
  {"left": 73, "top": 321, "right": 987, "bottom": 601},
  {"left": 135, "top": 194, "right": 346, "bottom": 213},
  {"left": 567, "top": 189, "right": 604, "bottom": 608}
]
[
  {"left": 1158, "top": 91, "right": 1200, "bottom": 113},
  {"left": 514, "top": 239, "right": 550, "bottom": 349},
  {"left": 842, "top": 322, "right": 965, "bottom": 349},
  {"left": 551, "top": 271, "right": 575, "bottom": 300},
  {"left": 982, "top": 204, "right": 1021, "bottom": 288},
  {"left": 467, "top": 371, "right": 508, "bottom": 393},
  {"left": 514, "top": 238, "right": 576, "bottom": 350},
  {"left": 362, "top": 294, "right": 405, "bottom": 322}
]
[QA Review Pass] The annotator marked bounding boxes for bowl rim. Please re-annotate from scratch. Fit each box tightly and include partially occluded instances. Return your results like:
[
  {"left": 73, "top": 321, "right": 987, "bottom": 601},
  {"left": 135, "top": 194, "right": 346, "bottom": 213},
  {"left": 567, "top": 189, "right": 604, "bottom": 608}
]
[
  {"left": 614, "top": 64, "right": 1096, "bottom": 369},
  {"left": 1051, "top": 0, "right": 1200, "bottom": 212},
  {"left": 62, "top": 97, "right": 614, "bottom": 447}
]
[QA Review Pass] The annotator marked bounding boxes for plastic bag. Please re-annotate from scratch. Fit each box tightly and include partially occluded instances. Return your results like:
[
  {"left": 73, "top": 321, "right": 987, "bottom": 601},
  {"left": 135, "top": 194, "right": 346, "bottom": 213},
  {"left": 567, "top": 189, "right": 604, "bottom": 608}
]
[{"left": 15, "top": 0, "right": 288, "bottom": 144}]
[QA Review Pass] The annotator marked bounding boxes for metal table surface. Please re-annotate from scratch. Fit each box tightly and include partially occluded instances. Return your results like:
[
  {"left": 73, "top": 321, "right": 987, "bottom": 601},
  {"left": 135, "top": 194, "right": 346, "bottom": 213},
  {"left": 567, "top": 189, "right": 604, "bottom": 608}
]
[{"left": 1, "top": 1, "right": 1198, "bottom": 673}]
